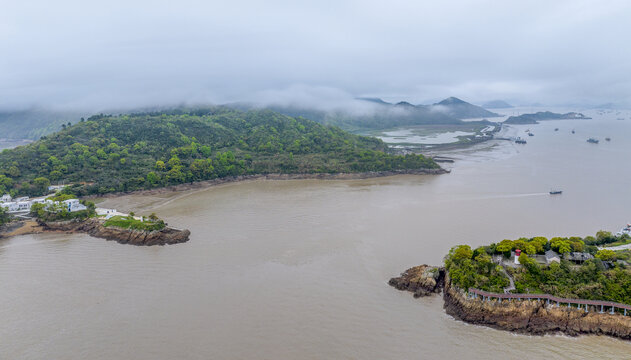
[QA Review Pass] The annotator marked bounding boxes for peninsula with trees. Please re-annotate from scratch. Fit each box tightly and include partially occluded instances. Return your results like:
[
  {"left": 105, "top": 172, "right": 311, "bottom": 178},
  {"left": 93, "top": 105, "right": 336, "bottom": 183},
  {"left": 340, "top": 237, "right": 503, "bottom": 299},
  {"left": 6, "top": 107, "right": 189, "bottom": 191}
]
[
  {"left": 0, "top": 107, "right": 442, "bottom": 198},
  {"left": 390, "top": 230, "right": 631, "bottom": 340},
  {"left": 0, "top": 192, "right": 190, "bottom": 245}
]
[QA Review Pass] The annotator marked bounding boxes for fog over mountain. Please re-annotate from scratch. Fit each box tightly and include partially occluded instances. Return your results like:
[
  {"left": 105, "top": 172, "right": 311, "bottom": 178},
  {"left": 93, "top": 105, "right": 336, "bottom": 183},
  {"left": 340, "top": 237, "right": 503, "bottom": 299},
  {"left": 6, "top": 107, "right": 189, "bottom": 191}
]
[{"left": 2, "top": 0, "right": 631, "bottom": 112}]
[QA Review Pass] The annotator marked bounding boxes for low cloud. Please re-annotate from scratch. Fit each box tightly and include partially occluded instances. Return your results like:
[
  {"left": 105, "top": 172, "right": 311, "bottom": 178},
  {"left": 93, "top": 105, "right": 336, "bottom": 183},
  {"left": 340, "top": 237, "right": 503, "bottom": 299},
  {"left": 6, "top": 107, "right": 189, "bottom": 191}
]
[{"left": 1, "top": 0, "right": 631, "bottom": 111}]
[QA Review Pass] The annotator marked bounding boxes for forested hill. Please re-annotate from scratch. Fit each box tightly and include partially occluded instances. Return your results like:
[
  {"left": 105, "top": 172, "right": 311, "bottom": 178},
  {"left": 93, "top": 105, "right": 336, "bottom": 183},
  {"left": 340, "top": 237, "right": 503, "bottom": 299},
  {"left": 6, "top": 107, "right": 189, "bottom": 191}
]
[{"left": 0, "top": 108, "right": 439, "bottom": 196}]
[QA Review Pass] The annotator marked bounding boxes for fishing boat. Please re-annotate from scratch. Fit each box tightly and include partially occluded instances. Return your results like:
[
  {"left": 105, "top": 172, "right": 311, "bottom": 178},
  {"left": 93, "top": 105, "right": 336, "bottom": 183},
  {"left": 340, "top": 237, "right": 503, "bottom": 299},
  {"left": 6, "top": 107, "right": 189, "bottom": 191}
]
[
  {"left": 605, "top": 137, "right": 611, "bottom": 141},
  {"left": 549, "top": 190, "right": 563, "bottom": 195},
  {"left": 616, "top": 224, "right": 631, "bottom": 237},
  {"left": 587, "top": 137, "right": 599, "bottom": 144},
  {"left": 571, "top": 129, "right": 575, "bottom": 134},
  {"left": 515, "top": 137, "right": 527, "bottom": 144},
  {"left": 554, "top": 128, "right": 559, "bottom": 131},
  {"left": 528, "top": 133, "right": 534, "bottom": 136}
]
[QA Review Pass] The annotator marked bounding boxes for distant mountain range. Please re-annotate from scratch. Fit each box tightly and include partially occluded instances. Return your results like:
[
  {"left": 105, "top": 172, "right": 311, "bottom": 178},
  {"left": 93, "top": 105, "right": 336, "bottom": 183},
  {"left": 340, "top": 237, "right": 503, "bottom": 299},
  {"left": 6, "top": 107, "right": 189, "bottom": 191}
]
[
  {"left": 235, "top": 97, "right": 500, "bottom": 131},
  {"left": 0, "top": 97, "right": 501, "bottom": 139},
  {"left": 481, "top": 100, "right": 513, "bottom": 109},
  {"left": 504, "top": 111, "right": 591, "bottom": 124},
  {"left": 0, "top": 108, "right": 87, "bottom": 140},
  {"left": 433, "top": 97, "right": 500, "bottom": 119}
]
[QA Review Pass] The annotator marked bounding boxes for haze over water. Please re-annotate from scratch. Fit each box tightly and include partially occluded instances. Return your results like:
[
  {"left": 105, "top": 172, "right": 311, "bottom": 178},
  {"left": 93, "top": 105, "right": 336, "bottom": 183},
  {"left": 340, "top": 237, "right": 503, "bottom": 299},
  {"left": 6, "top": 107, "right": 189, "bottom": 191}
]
[{"left": 1, "top": 110, "right": 631, "bottom": 359}]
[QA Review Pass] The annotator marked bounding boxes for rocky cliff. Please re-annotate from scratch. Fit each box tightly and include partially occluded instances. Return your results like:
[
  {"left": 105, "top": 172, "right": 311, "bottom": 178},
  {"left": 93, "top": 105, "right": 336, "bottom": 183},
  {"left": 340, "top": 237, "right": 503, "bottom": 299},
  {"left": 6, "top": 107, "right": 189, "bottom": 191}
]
[
  {"left": 390, "top": 265, "right": 631, "bottom": 340},
  {"left": 443, "top": 275, "right": 631, "bottom": 339},
  {"left": 388, "top": 265, "right": 445, "bottom": 297},
  {"left": 40, "top": 218, "right": 190, "bottom": 246}
]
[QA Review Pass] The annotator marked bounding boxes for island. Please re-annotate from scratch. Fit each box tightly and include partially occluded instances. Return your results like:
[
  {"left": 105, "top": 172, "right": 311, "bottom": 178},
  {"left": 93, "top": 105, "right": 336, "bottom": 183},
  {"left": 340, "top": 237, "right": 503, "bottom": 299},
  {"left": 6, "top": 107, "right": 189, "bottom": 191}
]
[
  {"left": 390, "top": 231, "right": 631, "bottom": 340},
  {"left": 504, "top": 111, "right": 591, "bottom": 124}
]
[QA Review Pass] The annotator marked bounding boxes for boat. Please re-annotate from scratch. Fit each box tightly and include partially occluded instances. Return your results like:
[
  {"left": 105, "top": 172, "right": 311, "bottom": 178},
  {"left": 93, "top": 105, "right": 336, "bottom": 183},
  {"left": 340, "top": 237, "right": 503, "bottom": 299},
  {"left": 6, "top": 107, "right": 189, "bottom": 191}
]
[
  {"left": 616, "top": 224, "right": 631, "bottom": 237},
  {"left": 549, "top": 190, "right": 563, "bottom": 195},
  {"left": 587, "top": 137, "right": 599, "bottom": 143},
  {"left": 605, "top": 137, "right": 611, "bottom": 141},
  {"left": 515, "top": 137, "right": 527, "bottom": 144},
  {"left": 554, "top": 128, "right": 559, "bottom": 131},
  {"left": 571, "top": 129, "right": 575, "bottom": 134},
  {"left": 528, "top": 133, "right": 534, "bottom": 136}
]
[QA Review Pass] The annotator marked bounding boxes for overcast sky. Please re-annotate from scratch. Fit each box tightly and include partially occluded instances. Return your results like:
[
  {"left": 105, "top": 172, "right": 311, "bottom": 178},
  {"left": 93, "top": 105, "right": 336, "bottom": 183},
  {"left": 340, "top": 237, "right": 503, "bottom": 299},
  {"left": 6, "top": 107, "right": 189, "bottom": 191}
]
[{"left": 2, "top": 0, "right": 631, "bottom": 111}]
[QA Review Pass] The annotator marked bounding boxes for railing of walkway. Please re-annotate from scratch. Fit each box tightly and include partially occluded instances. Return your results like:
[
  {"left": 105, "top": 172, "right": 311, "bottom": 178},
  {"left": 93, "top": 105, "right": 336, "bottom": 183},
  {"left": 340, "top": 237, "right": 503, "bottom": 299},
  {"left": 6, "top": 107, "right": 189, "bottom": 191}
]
[{"left": 468, "top": 288, "right": 631, "bottom": 315}]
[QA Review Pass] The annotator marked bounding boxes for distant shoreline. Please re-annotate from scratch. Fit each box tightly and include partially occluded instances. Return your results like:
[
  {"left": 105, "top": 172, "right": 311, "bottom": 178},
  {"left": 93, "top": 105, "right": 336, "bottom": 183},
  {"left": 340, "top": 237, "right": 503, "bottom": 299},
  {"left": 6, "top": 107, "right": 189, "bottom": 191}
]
[{"left": 86, "top": 169, "right": 449, "bottom": 200}]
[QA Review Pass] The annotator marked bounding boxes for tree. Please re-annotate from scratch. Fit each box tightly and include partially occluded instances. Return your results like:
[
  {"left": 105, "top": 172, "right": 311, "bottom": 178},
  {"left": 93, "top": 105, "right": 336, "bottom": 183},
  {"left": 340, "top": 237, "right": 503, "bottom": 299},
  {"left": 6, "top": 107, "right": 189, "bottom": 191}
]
[
  {"left": 595, "top": 249, "right": 616, "bottom": 261},
  {"left": 496, "top": 239, "right": 513, "bottom": 253},
  {"left": 146, "top": 172, "right": 159, "bottom": 185},
  {"left": 32, "top": 177, "right": 51, "bottom": 195},
  {"left": 452, "top": 245, "right": 473, "bottom": 260},
  {"left": 558, "top": 241, "right": 572, "bottom": 254},
  {"left": 596, "top": 230, "right": 613, "bottom": 243},
  {"left": 0, "top": 206, "right": 11, "bottom": 226},
  {"left": 524, "top": 244, "right": 536, "bottom": 255}
]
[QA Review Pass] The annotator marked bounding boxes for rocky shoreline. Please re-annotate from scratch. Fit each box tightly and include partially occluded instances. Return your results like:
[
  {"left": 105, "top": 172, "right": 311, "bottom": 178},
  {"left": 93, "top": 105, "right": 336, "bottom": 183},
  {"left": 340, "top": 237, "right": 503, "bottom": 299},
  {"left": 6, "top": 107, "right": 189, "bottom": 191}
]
[
  {"left": 390, "top": 265, "right": 631, "bottom": 340},
  {"left": 88, "top": 169, "right": 448, "bottom": 199},
  {"left": 388, "top": 265, "right": 445, "bottom": 297},
  {"left": 1, "top": 218, "right": 190, "bottom": 246}
]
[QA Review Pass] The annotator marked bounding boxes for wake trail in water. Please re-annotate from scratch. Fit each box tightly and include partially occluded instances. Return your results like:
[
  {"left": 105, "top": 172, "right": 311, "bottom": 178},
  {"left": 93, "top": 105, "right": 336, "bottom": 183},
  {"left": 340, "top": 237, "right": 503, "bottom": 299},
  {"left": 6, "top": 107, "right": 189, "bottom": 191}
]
[{"left": 451, "top": 192, "right": 550, "bottom": 202}]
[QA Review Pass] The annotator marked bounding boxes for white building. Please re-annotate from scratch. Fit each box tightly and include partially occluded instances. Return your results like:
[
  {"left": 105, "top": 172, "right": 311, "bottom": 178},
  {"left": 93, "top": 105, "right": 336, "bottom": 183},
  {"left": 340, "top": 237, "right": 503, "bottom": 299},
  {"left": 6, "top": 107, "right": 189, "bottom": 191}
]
[
  {"left": 0, "top": 202, "right": 19, "bottom": 212},
  {"left": 63, "top": 199, "right": 87, "bottom": 212},
  {"left": 96, "top": 208, "right": 121, "bottom": 219},
  {"left": 2, "top": 197, "right": 87, "bottom": 214},
  {"left": 1, "top": 194, "right": 12, "bottom": 203}
]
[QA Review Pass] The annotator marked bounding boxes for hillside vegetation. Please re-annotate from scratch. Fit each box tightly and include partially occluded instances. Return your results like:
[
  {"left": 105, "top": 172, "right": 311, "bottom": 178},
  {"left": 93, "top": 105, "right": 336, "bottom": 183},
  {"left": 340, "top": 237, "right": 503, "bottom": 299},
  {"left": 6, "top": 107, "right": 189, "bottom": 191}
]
[
  {"left": 0, "top": 108, "right": 438, "bottom": 196},
  {"left": 446, "top": 231, "right": 631, "bottom": 304}
]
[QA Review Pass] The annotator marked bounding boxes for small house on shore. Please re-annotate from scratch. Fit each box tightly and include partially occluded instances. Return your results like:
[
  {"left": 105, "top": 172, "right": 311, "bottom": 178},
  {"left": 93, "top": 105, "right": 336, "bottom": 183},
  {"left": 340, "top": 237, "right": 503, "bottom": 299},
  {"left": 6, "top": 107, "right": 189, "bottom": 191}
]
[
  {"left": 564, "top": 252, "right": 594, "bottom": 263},
  {"left": 545, "top": 250, "right": 561, "bottom": 264}
]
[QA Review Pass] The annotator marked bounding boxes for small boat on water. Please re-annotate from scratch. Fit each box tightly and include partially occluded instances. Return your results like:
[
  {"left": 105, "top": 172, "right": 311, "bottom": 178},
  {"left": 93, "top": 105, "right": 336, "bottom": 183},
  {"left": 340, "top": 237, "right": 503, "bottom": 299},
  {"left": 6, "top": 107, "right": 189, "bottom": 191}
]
[
  {"left": 515, "top": 138, "right": 527, "bottom": 144},
  {"left": 571, "top": 129, "right": 575, "bottom": 134},
  {"left": 587, "top": 137, "right": 599, "bottom": 144},
  {"left": 554, "top": 128, "right": 559, "bottom": 131},
  {"left": 605, "top": 137, "right": 611, "bottom": 141},
  {"left": 549, "top": 189, "right": 563, "bottom": 195},
  {"left": 616, "top": 224, "right": 631, "bottom": 237},
  {"left": 528, "top": 133, "right": 534, "bottom": 136}
]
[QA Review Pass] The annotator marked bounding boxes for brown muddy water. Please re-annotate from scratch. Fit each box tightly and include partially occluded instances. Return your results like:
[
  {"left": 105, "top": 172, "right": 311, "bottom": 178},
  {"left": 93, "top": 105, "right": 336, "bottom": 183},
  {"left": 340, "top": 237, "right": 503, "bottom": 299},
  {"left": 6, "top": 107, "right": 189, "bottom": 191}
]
[{"left": 1, "top": 111, "right": 631, "bottom": 359}]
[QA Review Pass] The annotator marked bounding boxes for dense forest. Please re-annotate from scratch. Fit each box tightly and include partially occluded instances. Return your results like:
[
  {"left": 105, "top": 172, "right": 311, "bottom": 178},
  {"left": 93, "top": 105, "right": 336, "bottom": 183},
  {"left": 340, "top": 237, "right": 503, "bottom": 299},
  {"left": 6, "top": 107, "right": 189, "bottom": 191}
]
[
  {"left": 0, "top": 107, "right": 439, "bottom": 196},
  {"left": 445, "top": 232, "right": 631, "bottom": 304}
]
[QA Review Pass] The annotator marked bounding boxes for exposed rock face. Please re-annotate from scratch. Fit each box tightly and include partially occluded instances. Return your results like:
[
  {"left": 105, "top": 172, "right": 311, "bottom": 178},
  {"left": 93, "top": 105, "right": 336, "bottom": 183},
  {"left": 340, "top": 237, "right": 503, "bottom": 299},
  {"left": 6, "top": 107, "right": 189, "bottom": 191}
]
[
  {"left": 443, "top": 276, "right": 631, "bottom": 339},
  {"left": 40, "top": 218, "right": 190, "bottom": 246},
  {"left": 389, "top": 265, "right": 445, "bottom": 297}
]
